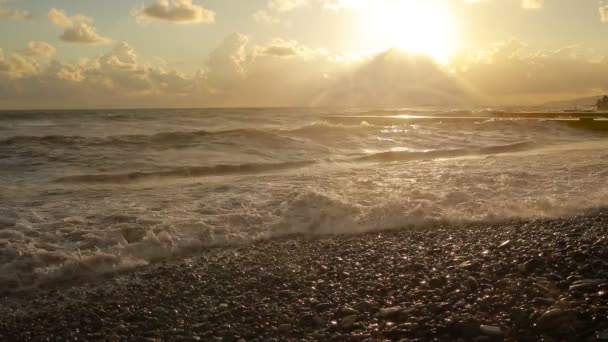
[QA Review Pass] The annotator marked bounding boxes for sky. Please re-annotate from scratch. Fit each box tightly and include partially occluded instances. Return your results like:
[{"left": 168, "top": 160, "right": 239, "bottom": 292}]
[{"left": 1, "top": 0, "right": 608, "bottom": 109}]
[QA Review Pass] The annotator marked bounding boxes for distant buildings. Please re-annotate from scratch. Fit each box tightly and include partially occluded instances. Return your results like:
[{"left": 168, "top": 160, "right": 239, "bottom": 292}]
[{"left": 597, "top": 96, "right": 608, "bottom": 110}]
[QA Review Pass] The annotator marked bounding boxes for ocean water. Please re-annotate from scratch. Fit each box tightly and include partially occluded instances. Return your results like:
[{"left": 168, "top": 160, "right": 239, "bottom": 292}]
[{"left": 1, "top": 108, "right": 607, "bottom": 289}]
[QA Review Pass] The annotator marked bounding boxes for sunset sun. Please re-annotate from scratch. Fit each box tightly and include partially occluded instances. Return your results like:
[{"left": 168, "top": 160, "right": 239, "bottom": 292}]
[{"left": 356, "top": 0, "right": 459, "bottom": 62}]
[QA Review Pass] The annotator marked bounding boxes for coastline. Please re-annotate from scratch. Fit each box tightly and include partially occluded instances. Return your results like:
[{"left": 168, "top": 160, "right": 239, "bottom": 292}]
[{"left": 1, "top": 210, "right": 607, "bottom": 341}]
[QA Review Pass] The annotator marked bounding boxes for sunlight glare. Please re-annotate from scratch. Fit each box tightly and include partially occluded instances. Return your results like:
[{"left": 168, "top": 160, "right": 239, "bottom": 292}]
[{"left": 355, "top": 0, "right": 459, "bottom": 63}]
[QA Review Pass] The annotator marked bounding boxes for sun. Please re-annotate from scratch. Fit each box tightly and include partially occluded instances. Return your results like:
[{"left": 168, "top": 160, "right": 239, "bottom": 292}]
[{"left": 355, "top": 0, "right": 459, "bottom": 63}]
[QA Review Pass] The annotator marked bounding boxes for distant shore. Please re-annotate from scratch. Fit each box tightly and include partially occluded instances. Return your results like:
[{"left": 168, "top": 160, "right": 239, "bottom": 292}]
[{"left": 1, "top": 210, "right": 607, "bottom": 341}]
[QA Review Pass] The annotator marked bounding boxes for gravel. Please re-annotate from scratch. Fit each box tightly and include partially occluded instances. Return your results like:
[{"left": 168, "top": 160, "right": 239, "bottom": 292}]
[{"left": 1, "top": 209, "right": 608, "bottom": 341}]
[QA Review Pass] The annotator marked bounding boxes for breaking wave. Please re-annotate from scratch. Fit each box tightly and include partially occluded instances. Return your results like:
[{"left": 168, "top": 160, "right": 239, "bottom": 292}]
[
  {"left": 53, "top": 142, "right": 537, "bottom": 184},
  {"left": 354, "top": 142, "right": 535, "bottom": 162},
  {"left": 3, "top": 108, "right": 608, "bottom": 292},
  {"left": 2, "top": 119, "right": 595, "bottom": 150},
  {"left": 55, "top": 160, "right": 318, "bottom": 184}
]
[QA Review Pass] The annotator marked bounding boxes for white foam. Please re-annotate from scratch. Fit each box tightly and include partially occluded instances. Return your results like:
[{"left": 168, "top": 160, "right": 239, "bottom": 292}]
[{"left": 1, "top": 139, "right": 607, "bottom": 290}]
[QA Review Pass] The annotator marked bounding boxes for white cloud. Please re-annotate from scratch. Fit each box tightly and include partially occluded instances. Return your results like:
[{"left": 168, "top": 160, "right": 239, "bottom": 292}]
[
  {"left": 21, "top": 41, "right": 56, "bottom": 58},
  {"left": 522, "top": 0, "right": 543, "bottom": 9},
  {"left": 49, "top": 8, "right": 110, "bottom": 44},
  {"left": 600, "top": 5, "right": 608, "bottom": 23},
  {"left": 136, "top": 0, "right": 215, "bottom": 24}
]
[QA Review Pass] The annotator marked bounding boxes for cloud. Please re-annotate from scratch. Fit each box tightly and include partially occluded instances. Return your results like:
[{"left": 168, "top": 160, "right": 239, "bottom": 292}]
[
  {"left": 600, "top": 5, "right": 608, "bottom": 22},
  {"left": 319, "top": 50, "right": 469, "bottom": 107},
  {"left": 21, "top": 41, "right": 56, "bottom": 58},
  {"left": 0, "top": 49, "right": 38, "bottom": 79},
  {"left": 0, "top": 6, "right": 32, "bottom": 20},
  {"left": 465, "top": 0, "right": 544, "bottom": 9},
  {"left": 3, "top": 36, "right": 608, "bottom": 108},
  {"left": 267, "top": 0, "right": 310, "bottom": 12},
  {"left": 522, "top": 0, "right": 543, "bottom": 9},
  {"left": 48, "top": 8, "right": 110, "bottom": 44},
  {"left": 254, "top": 39, "right": 306, "bottom": 57},
  {"left": 48, "top": 8, "right": 92, "bottom": 27},
  {"left": 453, "top": 39, "right": 608, "bottom": 104},
  {"left": 205, "top": 33, "right": 249, "bottom": 89},
  {"left": 60, "top": 23, "right": 110, "bottom": 44},
  {"left": 0, "top": 41, "right": 206, "bottom": 108},
  {"left": 253, "top": 9, "right": 280, "bottom": 24},
  {"left": 136, "top": 0, "right": 215, "bottom": 24},
  {"left": 253, "top": 0, "right": 314, "bottom": 24}
]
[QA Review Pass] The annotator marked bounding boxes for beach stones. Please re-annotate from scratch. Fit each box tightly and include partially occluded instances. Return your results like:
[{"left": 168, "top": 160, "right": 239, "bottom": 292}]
[{"left": 3, "top": 209, "right": 608, "bottom": 341}]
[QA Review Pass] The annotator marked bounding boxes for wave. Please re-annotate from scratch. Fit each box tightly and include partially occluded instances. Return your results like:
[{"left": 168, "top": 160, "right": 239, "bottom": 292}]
[
  {"left": 354, "top": 142, "right": 535, "bottom": 163},
  {"left": 2, "top": 119, "right": 601, "bottom": 151},
  {"left": 0, "top": 122, "right": 377, "bottom": 151},
  {"left": 54, "top": 142, "right": 537, "bottom": 184},
  {"left": 0, "top": 128, "right": 301, "bottom": 149},
  {"left": 55, "top": 160, "right": 318, "bottom": 184}
]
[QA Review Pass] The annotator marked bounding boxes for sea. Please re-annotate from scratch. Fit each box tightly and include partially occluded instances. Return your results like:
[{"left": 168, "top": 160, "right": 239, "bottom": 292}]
[{"left": 1, "top": 108, "right": 607, "bottom": 289}]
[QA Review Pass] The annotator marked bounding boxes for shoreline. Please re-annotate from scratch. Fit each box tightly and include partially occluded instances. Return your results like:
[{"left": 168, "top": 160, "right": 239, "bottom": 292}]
[{"left": 1, "top": 210, "right": 607, "bottom": 341}]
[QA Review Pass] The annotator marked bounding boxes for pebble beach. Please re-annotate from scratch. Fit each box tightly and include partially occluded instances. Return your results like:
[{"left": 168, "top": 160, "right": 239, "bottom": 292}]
[{"left": 1, "top": 209, "right": 607, "bottom": 341}]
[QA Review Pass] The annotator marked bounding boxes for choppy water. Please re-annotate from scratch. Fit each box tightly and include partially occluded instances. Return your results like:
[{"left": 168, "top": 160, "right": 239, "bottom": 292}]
[{"left": 1, "top": 108, "right": 607, "bottom": 289}]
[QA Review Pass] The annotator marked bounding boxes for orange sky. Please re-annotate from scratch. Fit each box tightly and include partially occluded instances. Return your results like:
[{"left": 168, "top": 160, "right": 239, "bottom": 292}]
[{"left": 1, "top": 0, "right": 608, "bottom": 108}]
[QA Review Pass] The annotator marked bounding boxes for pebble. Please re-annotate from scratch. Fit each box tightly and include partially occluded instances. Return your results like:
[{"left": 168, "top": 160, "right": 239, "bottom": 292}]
[
  {"left": 497, "top": 240, "right": 511, "bottom": 249},
  {"left": 3, "top": 210, "right": 608, "bottom": 341},
  {"left": 340, "top": 307, "right": 360, "bottom": 316},
  {"left": 277, "top": 324, "right": 291, "bottom": 333},
  {"left": 535, "top": 308, "right": 570, "bottom": 331},
  {"left": 480, "top": 325, "right": 503, "bottom": 337},
  {"left": 570, "top": 279, "right": 605, "bottom": 291},
  {"left": 352, "top": 301, "right": 375, "bottom": 313},
  {"left": 377, "top": 307, "right": 402, "bottom": 319},
  {"left": 314, "top": 303, "right": 332, "bottom": 312},
  {"left": 341, "top": 315, "right": 359, "bottom": 329},
  {"left": 0, "top": 217, "right": 16, "bottom": 228}
]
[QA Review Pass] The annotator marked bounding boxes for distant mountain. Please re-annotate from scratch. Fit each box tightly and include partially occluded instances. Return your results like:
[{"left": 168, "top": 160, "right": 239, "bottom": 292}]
[{"left": 539, "top": 95, "right": 604, "bottom": 109}]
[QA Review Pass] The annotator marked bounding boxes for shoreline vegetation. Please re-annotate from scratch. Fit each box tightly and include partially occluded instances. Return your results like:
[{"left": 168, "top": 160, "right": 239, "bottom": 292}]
[{"left": 1, "top": 209, "right": 607, "bottom": 341}]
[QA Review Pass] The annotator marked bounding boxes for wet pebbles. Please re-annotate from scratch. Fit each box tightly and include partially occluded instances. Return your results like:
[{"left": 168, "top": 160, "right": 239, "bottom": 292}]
[{"left": 1, "top": 209, "right": 608, "bottom": 341}]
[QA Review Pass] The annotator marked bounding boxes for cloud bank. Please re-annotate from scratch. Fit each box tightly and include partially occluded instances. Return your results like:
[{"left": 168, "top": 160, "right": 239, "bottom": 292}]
[{"left": 1, "top": 35, "right": 608, "bottom": 109}]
